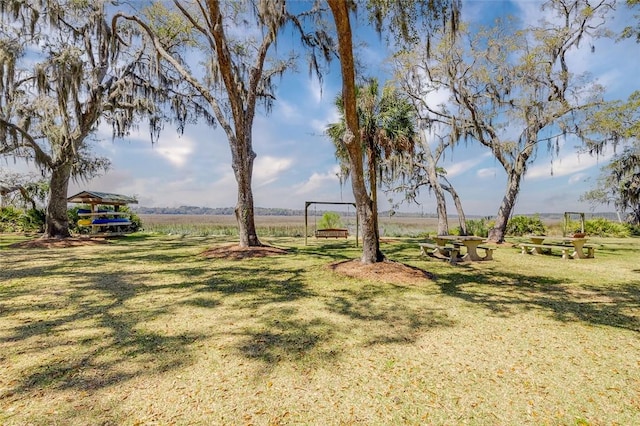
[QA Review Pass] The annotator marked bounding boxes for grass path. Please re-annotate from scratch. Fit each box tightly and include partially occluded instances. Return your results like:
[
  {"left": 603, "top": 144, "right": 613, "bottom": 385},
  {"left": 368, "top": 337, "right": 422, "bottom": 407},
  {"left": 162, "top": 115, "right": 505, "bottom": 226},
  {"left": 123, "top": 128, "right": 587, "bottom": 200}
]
[{"left": 1, "top": 234, "right": 638, "bottom": 425}]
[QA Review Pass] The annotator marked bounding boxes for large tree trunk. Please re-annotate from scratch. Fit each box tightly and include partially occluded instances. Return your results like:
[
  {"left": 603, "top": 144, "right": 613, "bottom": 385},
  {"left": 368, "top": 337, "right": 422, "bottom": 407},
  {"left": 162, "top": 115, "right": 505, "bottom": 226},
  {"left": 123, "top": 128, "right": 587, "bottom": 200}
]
[
  {"left": 329, "top": 0, "right": 382, "bottom": 263},
  {"left": 433, "top": 185, "right": 448, "bottom": 236},
  {"left": 488, "top": 169, "right": 523, "bottom": 243},
  {"left": 232, "top": 133, "right": 261, "bottom": 248},
  {"left": 442, "top": 180, "right": 467, "bottom": 235},
  {"left": 423, "top": 136, "right": 449, "bottom": 235},
  {"left": 367, "top": 142, "right": 383, "bottom": 259},
  {"left": 234, "top": 176, "right": 260, "bottom": 247},
  {"left": 44, "top": 163, "right": 72, "bottom": 239}
]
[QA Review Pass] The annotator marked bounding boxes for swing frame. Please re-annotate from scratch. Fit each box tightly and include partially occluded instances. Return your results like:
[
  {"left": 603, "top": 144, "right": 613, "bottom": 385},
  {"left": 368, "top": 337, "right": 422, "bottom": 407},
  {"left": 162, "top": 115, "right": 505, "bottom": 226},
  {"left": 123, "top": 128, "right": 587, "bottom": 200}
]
[
  {"left": 304, "top": 201, "right": 358, "bottom": 246},
  {"left": 563, "top": 211, "right": 586, "bottom": 237}
]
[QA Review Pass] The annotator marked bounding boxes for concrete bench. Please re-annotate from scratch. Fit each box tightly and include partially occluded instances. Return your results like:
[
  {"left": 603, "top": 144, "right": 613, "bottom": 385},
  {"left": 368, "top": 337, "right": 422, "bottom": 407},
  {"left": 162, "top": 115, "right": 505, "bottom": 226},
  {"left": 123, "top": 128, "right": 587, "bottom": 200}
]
[
  {"left": 583, "top": 244, "right": 596, "bottom": 258},
  {"left": 420, "top": 243, "right": 460, "bottom": 264},
  {"left": 477, "top": 245, "right": 495, "bottom": 261},
  {"left": 518, "top": 243, "right": 571, "bottom": 259}
]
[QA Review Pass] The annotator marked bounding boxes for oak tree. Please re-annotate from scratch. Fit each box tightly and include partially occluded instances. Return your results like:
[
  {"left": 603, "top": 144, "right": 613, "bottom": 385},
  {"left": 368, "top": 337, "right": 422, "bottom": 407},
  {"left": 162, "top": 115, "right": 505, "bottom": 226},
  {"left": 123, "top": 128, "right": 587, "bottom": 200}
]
[
  {"left": 394, "top": 0, "right": 615, "bottom": 242},
  {"left": 0, "top": 0, "right": 156, "bottom": 238},
  {"left": 114, "top": 0, "right": 328, "bottom": 247}
]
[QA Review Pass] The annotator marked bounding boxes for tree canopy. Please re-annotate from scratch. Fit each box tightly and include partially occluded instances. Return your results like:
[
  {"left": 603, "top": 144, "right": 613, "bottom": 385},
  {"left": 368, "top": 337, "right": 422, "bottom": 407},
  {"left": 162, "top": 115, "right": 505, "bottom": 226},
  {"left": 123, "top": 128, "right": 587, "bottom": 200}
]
[
  {"left": 0, "top": 0, "right": 158, "bottom": 238},
  {"left": 582, "top": 140, "right": 640, "bottom": 224},
  {"left": 113, "top": 0, "right": 334, "bottom": 247},
  {"left": 392, "top": 0, "right": 616, "bottom": 242}
]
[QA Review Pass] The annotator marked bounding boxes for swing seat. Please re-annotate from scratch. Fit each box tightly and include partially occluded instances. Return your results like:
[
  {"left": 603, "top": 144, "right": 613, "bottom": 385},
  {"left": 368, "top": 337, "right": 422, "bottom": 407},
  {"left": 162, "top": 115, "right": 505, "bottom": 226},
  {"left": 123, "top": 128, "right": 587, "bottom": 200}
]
[{"left": 315, "top": 228, "right": 349, "bottom": 239}]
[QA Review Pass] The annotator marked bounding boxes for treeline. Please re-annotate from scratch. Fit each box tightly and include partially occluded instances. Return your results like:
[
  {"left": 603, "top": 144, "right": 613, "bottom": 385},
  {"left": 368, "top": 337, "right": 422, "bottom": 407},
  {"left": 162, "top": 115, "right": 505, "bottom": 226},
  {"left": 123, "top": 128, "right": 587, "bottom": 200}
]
[
  {"left": 135, "top": 206, "right": 308, "bottom": 216},
  {"left": 135, "top": 206, "right": 397, "bottom": 216}
]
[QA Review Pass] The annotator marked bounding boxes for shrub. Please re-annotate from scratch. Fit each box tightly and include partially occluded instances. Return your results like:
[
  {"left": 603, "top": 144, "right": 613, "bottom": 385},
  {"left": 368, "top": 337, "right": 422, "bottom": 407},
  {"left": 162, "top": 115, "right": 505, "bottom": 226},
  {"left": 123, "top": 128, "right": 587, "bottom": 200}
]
[
  {"left": 317, "top": 211, "right": 343, "bottom": 229},
  {"left": 626, "top": 223, "right": 640, "bottom": 236},
  {"left": 564, "top": 219, "right": 583, "bottom": 236},
  {"left": 0, "top": 206, "right": 22, "bottom": 232},
  {"left": 20, "top": 208, "right": 45, "bottom": 232},
  {"left": 463, "top": 217, "right": 494, "bottom": 237},
  {"left": 506, "top": 215, "right": 546, "bottom": 236},
  {"left": 584, "top": 218, "right": 630, "bottom": 237},
  {"left": 0, "top": 206, "right": 45, "bottom": 232}
]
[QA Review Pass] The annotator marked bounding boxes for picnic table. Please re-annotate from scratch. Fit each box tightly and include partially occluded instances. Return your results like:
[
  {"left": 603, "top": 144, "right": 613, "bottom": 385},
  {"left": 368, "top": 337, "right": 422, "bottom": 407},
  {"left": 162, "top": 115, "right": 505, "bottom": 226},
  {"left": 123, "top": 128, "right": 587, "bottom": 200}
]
[
  {"left": 420, "top": 235, "right": 495, "bottom": 264},
  {"left": 518, "top": 235, "right": 595, "bottom": 259}
]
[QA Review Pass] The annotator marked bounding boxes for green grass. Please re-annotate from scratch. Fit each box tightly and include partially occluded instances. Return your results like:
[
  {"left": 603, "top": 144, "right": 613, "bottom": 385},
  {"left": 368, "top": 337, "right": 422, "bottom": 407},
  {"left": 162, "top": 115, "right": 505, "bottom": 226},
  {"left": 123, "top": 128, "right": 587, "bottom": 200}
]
[{"left": 1, "top": 233, "right": 639, "bottom": 425}]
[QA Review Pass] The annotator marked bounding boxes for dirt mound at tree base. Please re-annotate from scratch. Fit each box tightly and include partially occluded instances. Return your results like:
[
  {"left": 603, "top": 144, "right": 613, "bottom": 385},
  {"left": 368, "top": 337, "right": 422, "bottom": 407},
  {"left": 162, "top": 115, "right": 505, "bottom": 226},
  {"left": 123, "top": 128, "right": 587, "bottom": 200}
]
[
  {"left": 9, "top": 237, "right": 112, "bottom": 249},
  {"left": 201, "top": 243, "right": 288, "bottom": 260},
  {"left": 329, "top": 259, "right": 435, "bottom": 285}
]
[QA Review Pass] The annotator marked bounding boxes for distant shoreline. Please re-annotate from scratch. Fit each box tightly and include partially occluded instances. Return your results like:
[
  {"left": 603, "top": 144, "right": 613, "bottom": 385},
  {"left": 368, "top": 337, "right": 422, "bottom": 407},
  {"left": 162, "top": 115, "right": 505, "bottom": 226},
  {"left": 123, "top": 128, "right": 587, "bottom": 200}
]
[{"left": 134, "top": 206, "right": 618, "bottom": 221}]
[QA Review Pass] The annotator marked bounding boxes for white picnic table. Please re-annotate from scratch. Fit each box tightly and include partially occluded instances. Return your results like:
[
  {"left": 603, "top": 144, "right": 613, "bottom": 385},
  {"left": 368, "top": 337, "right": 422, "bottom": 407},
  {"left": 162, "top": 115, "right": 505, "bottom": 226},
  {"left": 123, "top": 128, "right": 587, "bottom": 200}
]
[
  {"left": 421, "top": 235, "right": 494, "bottom": 263},
  {"left": 520, "top": 235, "right": 594, "bottom": 259}
]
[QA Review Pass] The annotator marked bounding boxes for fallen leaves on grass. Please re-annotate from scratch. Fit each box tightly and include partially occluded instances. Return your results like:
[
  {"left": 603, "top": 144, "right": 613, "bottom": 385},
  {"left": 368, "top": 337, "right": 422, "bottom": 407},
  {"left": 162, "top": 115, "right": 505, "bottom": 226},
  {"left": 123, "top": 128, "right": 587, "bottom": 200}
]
[
  {"left": 329, "top": 259, "right": 435, "bottom": 285},
  {"left": 201, "top": 243, "right": 288, "bottom": 260}
]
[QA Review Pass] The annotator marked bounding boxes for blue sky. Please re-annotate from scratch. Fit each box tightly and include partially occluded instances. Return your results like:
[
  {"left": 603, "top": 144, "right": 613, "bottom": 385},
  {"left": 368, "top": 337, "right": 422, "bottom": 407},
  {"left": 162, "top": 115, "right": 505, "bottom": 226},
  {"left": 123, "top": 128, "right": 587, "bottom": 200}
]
[{"left": 5, "top": 0, "right": 638, "bottom": 215}]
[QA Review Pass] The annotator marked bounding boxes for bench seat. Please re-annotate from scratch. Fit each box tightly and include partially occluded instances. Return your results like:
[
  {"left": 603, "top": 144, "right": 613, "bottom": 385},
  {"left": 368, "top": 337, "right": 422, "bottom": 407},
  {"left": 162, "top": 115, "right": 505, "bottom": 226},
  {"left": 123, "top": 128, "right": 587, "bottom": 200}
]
[
  {"left": 518, "top": 243, "right": 572, "bottom": 259},
  {"left": 419, "top": 243, "right": 460, "bottom": 264},
  {"left": 582, "top": 244, "right": 596, "bottom": 258},
  {"left": 476, "top": 245, "right": 495, "bottom": 261},
  {"left": 315, "top": 228, "right": 348, "bottom": 238}
]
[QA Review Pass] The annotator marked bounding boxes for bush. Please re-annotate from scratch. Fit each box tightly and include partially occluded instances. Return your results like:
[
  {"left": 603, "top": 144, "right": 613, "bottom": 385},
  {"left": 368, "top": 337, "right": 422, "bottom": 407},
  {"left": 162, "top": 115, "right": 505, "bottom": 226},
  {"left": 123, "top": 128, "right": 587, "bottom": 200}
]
[
  {"left": 0, "top": 206, "right": 45, "bottom": 232},
  {"left": 626, "top": 223, "right": 640, "bottom": 236},
  {"left": 564, "top": 219, "right": 583, "bottom": 236},
  {"left": 506, "top": 215, "right": 546, "bottom": 236},
  {"left": 462, "top": 217, "right": 494, "bottom": 237},
  {"left": 317, "top": 211, "right": 343, "bottom": 229},
  {"left": 20, "top": 208, "right": 45, "bottom": 232},
  {"left": 0, "top": 206, "right": 22, "bottom": 232},
  {"left": 584, "top": 218, "right": 630, "bottom": 237}
]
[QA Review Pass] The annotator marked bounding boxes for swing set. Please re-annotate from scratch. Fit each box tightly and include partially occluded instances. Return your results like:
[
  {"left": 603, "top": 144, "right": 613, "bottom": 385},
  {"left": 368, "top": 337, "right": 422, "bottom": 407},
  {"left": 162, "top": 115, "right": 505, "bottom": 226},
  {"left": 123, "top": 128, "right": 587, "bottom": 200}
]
[
  {"left": 563, "top": 211, "right": 586, "bottom": 237},
  {"left": 304, "top": 201, "right": 358, "bottom": 246}
]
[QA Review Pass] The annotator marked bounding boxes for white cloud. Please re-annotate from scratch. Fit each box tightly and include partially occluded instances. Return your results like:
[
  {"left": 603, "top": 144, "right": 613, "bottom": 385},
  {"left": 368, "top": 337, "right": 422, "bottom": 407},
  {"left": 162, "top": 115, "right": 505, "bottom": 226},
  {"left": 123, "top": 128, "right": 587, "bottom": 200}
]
[
  {"left": 253, "top": 156, "right": 293, "bottom": 187},
  {"left": 527, "top": 149, "right": 613, "bottom": 180},
  {"left": 293, "top": 166, "right": 341, "bottom": 196},
  {"left": 477, "top": 167, "right": 497, "bottom": 178},
  {"left": 424, "top": 87, "right": 452, "bottom": 111},
  {"left": 309, "top": 106, "right": 341, "bottom": 136},
  {"left": 445, "top": 152, "right": 492, "bottom": 177},
  {"left": 308, "top": 78, "right": 324, "bottom": 104},
  {"left": 152, "top": 135, "right": 195, "bottom": 168},
  {"left": 68, "top": 168, "right": 148, "bottom": 203},
  {"left": 276, "top": 100, "right": 301, "bottom": 121}
]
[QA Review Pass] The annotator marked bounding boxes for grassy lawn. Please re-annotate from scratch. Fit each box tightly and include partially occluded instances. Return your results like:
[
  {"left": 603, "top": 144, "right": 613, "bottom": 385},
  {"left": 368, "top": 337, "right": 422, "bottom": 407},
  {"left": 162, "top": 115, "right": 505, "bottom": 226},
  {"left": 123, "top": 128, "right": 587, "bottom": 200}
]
[{"left": 1, "top": 233, "right": 638, "bottom": 425}]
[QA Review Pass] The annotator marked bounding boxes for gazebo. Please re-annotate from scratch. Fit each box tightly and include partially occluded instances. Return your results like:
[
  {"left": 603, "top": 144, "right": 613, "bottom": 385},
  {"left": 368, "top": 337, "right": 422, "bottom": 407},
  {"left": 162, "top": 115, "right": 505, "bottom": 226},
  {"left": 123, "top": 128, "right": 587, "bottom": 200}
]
[{"left": 67, "top": 190, "right": 138, "bottom": 235}]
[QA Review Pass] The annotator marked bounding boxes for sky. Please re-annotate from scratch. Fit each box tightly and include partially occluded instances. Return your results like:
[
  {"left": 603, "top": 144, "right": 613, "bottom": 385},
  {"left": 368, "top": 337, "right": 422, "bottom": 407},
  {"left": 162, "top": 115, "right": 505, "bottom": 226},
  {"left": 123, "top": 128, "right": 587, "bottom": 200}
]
[{"left": 3, "top": 0, "right": 638, "bottom": 216}]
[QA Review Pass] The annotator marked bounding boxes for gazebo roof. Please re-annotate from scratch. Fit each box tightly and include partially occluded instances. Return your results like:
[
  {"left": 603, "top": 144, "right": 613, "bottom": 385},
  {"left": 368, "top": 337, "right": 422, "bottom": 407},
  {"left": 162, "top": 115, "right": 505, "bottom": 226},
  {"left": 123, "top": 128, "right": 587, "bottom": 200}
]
[{"left": 67, "top": 190, "right": 138, "bottom": 206}]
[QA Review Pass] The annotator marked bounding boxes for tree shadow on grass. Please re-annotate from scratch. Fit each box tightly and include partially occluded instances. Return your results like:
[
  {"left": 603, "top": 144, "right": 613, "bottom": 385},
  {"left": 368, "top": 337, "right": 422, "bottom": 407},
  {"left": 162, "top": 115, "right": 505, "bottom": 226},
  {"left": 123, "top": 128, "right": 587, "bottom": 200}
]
[
  {"left": 435, "top": 267, "right": 640, "bottom": 332},
  {"left": 0, "top": 269, "right": 205, "bottom": 401},
  {"left": 196, "top": 264, "right": 314, "bottom": 307},
  {"left": 286, "top": 244, "right": 358, "bottom": 263},
  {"left": 236, "top": 307, "right": 338, "bottom": 367},
  {"left": 0, "top": 239, "right": 330, "bottom": 401},
  {"left": 324, "top": 284, "right": 456, "bottom": 347}
]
